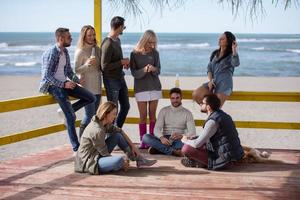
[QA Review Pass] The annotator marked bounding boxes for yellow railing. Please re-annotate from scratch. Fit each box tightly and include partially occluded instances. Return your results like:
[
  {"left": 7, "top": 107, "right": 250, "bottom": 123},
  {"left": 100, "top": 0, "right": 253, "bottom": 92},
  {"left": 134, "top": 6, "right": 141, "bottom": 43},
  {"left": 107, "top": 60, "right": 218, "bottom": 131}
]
[{"left": 1, "top": 89, "right": 300, "bottom": 146}]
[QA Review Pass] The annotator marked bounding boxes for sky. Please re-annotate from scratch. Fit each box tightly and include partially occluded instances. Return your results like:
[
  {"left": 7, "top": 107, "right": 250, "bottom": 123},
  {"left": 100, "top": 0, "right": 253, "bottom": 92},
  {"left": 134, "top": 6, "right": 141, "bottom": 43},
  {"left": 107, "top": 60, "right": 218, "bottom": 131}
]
[{"left": 0, "top": 0, "right": 299, "bottom": 34}]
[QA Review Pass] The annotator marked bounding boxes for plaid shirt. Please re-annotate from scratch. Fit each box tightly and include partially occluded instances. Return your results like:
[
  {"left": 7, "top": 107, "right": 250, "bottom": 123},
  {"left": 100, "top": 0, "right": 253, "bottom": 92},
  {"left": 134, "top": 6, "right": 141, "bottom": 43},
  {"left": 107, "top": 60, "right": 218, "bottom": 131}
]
[{"left": 39, "top": 44, "right": 79, "bottom": 93}]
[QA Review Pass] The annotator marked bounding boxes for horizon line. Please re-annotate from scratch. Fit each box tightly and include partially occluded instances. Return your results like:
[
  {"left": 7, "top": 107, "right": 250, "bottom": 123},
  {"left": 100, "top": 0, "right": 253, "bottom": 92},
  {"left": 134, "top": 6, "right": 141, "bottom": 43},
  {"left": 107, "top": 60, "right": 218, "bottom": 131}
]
[{"left": 0, "top": 31, "right": 300, "bottom": 35}]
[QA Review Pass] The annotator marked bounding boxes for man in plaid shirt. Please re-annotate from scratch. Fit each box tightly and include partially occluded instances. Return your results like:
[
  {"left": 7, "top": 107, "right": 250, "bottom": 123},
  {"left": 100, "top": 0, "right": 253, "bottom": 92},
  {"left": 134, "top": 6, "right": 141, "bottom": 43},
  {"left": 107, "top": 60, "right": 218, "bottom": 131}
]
[{"left": 39, "top": 28, "right": 95, "bottom": 152}]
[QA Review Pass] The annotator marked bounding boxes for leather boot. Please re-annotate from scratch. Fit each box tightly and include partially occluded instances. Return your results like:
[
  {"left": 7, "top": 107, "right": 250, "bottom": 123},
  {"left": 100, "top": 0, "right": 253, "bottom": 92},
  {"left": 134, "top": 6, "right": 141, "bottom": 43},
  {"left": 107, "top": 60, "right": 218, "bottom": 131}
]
[
  {"left": 149, "top": 121, "right": 156, "bottom": 136},
  {"left": 139, "top": 123, "right": 148, "bottom": 149}
]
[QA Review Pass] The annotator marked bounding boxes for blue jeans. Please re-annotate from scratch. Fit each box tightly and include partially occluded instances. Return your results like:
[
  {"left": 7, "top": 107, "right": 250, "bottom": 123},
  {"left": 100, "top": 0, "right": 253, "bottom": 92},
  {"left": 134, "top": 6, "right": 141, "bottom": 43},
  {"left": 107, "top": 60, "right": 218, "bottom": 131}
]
[
  {"left": 81, "top": 94, "right": 101, "bottom": 126},
  {"left": 98, "top": 132, "right": 130, "bottom": 173},
  {"left": 142, "top": 134, "right": 184, "bottom": 155},
  {"left": 48, "top": 85, "right": 95, "bottom": 151},
  {"left": 103, "top": 77, "right": 130, "bottom": 128}
]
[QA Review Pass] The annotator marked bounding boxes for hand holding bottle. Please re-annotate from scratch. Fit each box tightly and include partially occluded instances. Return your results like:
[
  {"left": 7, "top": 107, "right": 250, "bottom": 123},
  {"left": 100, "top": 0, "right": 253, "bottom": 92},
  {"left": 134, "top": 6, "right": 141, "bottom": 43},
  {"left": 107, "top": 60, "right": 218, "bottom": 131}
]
[
  {"left": 85, "top": 47, "right": 96, "bottom": 66},
  {"left": 86, "top": 58, "right": 96, "bottom": 66}
]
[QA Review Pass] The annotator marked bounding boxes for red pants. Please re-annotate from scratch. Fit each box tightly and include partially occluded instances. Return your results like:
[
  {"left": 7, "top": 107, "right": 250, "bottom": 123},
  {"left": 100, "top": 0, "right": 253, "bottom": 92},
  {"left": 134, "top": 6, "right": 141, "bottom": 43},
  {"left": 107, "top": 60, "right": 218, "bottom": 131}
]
[{"left": 181, "top": 144, "right": 208, "bottom": 166}]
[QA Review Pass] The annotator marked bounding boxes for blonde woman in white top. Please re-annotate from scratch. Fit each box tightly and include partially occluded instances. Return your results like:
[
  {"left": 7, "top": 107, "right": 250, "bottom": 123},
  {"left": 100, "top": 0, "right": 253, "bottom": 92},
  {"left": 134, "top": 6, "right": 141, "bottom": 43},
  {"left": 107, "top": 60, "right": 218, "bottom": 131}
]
[{"left": 75, "top": 25, "right": 102, "bottom": 137}]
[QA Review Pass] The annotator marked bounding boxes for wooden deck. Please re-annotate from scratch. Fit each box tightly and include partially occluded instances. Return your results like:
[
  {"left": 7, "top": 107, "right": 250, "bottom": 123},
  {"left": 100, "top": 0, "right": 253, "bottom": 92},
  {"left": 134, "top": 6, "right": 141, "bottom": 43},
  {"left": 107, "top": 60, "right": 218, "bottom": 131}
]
[{"left": 0, "top": 145, "right": 299, "bottom": 200}]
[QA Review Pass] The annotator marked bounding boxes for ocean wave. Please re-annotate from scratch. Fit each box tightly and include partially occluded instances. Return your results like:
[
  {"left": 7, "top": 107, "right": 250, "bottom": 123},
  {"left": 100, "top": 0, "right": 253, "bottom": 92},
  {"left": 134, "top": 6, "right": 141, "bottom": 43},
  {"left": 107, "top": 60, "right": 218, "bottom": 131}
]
[
  {"left": 286, "top": 49, "right": 300, "bottom": 54},
  {"left": 121, "top": 43, "right": 210, "bottom": 50},
  {"left": 251, "top": 47, "right": 266, "bottom": 51},
  {"left": 0, "top": 43, "right": 9, "bottom": 48},
  {"left": 9, "top": 45, "right": 51, "bottom": 51},
  {"left": 249, "top": 47, "right": 300, "bottom": 54},
  {"left": 159, "top": 43, "right": 182, "bottom": 49},
  {"left": 0, "top": 44, "right": 54, "bottom": 52},
  {"left": 0, "top": 53, "right": 31, "bottom": 57},
  {"left": 160, "top": 43, "right": 210, "bottom": 49},
  {"left": 14, "top": 62, "right": 39, "bottom": 67},
  {"left": 122, "top": 43, "right": 181, "bottom": 50},
  {"left": 122, "top": 44, "right": 135, "bottom": 49},
  {"left": 186, "top": 43, "right": 210, "bottom": 48},
  {"left": 238, "top": 38, "right": 300, "bottom": 43}
]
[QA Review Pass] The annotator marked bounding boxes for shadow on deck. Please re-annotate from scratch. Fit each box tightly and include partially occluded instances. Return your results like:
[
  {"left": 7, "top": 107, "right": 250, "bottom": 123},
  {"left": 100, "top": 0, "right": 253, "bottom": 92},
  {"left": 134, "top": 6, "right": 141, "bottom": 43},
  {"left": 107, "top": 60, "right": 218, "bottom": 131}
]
[{"left": 0, "top": 145, "right": 299, "bottom": 200}]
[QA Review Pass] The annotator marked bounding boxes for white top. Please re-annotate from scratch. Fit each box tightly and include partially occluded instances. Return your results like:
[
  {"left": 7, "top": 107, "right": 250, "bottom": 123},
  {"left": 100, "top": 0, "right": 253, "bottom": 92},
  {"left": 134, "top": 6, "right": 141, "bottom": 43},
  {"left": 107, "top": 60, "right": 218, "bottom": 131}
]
[
  {"left": 54, "top": 51, "right": 67, "bottom": 82},
  {"left": 74, "top": 45, "right": 102, "bottom": 94},
  {"left": 183, "top": 119, "right": 218, "bottom": 148},
  {"left": 154, "top": 105, "right": 196, "bottom": 138}
]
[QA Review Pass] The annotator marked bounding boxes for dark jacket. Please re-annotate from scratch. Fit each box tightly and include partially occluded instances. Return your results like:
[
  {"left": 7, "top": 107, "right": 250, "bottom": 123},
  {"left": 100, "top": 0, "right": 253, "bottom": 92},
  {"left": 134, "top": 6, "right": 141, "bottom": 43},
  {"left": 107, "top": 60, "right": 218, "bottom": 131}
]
[{"left": 205, "top": 110, "right": 244, "bottom": 170}]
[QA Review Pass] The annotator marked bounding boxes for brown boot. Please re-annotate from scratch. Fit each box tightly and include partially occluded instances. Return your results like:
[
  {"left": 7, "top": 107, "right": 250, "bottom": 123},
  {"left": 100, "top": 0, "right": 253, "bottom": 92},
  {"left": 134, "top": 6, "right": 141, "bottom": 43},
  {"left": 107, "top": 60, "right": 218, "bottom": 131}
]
[{"left": 172, "top": 149, "right": 184, "bottom": 157}]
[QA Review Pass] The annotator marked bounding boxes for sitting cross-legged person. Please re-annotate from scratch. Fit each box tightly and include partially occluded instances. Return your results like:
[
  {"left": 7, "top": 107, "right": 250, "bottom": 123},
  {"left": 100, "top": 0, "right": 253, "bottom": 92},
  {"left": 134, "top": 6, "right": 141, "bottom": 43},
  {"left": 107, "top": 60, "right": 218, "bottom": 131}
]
[
  {"left": 142, "top": 88, "right": 196, "bottom": 157},
  {"left": 181, "top": 94, "right": 245, "bottom": 170}
]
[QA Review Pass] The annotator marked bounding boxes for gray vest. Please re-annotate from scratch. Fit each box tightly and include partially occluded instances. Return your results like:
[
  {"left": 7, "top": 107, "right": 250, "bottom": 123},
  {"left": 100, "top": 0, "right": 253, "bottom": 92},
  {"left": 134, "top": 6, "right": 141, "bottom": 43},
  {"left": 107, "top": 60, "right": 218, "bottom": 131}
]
[{"left": 204, "top": 110, "right": 244, "bottom": 170}]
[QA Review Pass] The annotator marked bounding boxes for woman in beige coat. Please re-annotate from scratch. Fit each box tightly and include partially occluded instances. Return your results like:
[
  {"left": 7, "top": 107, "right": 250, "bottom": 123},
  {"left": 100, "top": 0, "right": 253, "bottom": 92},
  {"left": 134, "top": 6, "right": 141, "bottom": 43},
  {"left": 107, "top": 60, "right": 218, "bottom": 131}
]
[
  {"left": 75, "top": 101, "right": 157, "bottom": 174},
  {"left": 75, "top": 25, "right": 102, "bottom": 137}
]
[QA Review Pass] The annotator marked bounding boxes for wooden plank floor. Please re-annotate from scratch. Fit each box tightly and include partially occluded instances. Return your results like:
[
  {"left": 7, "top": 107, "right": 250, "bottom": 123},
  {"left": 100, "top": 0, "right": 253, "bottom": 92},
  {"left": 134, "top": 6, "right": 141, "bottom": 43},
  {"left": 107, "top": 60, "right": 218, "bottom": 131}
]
[{"left": 0, "top": 145, "right": 299, "bottom": 200}]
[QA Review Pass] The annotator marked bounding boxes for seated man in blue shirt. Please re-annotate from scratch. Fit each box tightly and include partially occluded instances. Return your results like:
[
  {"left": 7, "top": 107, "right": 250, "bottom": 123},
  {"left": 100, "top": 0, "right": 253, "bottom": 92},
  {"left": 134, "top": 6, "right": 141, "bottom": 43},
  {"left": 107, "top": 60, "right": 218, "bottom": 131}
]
[{"left": 39, "top": 28, "right": 95, "bottom": 152}]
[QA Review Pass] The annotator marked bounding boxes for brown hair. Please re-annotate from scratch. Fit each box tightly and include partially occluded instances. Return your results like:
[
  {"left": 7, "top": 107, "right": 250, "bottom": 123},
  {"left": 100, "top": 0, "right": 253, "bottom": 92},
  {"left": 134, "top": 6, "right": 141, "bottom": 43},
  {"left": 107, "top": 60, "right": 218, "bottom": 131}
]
[
  {"left": 55, "top": 28, "right": 69, "bottom": 39},
  {"left": 77, "top": 25, "right": 98, "bottom": 49},
  {"left": 169, "top": 87, "right": 182, "bottom": 96},
  {"left": 96, "top": 101, "right": 117, "bottom": 121}
]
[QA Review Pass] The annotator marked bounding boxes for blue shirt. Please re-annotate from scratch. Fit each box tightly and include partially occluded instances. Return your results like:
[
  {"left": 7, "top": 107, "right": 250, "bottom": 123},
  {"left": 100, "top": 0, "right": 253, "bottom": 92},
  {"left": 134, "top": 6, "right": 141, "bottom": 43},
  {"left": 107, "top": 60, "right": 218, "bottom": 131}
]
[
  {"left": 207, "top": 53, "right": 240, "bottom": 93},
  {"left": 39, "top": 44, "right": 79, "bottom": 93}
]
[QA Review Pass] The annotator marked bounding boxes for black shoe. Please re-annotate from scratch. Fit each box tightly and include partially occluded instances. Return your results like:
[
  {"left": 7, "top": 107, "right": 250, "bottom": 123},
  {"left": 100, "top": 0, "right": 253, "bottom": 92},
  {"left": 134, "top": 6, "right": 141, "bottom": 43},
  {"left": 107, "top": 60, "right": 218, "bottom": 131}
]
[
  {"left": 181, "top": 157, "right": 205, "bottom": 168},
  {"left": 148, "top": 147, "right": 162, "bottom": 155}
]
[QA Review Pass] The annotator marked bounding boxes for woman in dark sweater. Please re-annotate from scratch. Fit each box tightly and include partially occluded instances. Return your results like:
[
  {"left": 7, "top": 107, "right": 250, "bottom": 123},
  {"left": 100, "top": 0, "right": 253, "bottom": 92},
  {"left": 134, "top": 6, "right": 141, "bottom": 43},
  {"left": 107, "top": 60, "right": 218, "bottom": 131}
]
[{"left": 130, "top": 30, "right": 162, "bottom": 149}]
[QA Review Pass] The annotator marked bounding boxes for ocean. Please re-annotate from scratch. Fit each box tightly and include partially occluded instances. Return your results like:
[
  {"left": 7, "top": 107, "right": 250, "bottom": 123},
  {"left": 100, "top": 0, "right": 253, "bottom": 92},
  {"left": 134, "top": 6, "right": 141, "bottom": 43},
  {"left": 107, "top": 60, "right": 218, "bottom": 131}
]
[{"left": 0, "top": 32, "right": 300, "bottom": 76}]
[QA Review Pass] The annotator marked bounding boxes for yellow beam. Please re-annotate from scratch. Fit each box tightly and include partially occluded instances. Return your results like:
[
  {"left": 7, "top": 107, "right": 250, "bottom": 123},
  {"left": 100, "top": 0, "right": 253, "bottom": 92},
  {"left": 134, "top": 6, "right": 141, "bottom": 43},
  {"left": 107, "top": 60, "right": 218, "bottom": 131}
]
[
  {"left": 125, "top": 118, "right": 300, "bottom": 130},
  {"left": 229, "top": 91, "right": 300, "bottom": 102},
  {"left": 1, "top": 91, "right": 300, "bottom": 113},
  {"left": 0, "top": 120, "right": 81, "bottom": 146},
  {"left": 233, "top": 121, "right": 300, "bottom": 129},
  {"left": 94, "top": 0, "right": 102, "bottom": 44},
  {"left": 1, "top": 118, "right": 299, "bottom": 146},
  {"left": 0, "top": 95, "right": 56, "bottom": 113}
]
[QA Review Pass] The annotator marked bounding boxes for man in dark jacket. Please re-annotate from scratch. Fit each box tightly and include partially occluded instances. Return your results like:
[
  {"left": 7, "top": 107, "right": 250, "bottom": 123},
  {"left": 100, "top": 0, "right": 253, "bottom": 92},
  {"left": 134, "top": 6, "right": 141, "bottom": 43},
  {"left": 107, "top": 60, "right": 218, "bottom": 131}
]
[{"left": 181, "top": 94, "right": 244, "bottom": 170}]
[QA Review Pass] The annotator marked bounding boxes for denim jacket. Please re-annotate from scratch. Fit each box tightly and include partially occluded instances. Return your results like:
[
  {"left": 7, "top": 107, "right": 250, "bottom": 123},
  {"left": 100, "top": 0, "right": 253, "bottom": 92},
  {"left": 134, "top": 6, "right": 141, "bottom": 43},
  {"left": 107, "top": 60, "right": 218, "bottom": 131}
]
[{"left": 39, "top": 44, "right": 79, "bottom": 93}]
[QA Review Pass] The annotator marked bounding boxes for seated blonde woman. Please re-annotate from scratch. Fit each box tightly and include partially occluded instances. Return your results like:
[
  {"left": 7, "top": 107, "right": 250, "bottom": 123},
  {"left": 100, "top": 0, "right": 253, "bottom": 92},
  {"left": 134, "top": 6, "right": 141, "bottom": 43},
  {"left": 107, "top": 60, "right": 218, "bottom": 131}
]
[{"left": 75, "top": 101, "right": 157, "bottom": 174}]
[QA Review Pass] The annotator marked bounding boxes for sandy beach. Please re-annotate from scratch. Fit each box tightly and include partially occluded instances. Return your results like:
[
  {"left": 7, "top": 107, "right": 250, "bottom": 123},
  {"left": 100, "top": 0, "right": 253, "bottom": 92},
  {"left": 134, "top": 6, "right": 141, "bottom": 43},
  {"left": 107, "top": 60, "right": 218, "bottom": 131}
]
[{"left": 1, "top": 75, "right": 300, "bottom": 161}]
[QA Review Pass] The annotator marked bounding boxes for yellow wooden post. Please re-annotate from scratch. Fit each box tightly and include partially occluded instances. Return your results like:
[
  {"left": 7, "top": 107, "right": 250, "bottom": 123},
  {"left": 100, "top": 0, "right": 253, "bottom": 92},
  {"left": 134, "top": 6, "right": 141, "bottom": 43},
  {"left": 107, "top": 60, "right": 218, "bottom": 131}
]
[{"left": 94, "top": 0, "right": 102, "bottom": 44}]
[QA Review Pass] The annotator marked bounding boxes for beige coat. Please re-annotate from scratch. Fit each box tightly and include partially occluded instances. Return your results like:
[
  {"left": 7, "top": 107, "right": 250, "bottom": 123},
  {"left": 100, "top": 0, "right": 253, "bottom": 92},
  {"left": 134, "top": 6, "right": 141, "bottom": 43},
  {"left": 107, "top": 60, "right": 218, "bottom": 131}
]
[
  {"left": 74, "top": 45, "right": 102, "bottom": 95},
  {"left": 74, "top": 116, "right": 122, "bottom": 175}
]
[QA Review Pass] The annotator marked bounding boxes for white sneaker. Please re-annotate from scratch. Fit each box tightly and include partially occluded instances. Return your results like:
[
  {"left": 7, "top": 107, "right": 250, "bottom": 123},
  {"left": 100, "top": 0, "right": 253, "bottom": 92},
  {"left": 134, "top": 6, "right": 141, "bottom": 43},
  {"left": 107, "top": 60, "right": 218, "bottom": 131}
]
[{"left": 57, "top": 108, "right": 67, "bottom": 126}]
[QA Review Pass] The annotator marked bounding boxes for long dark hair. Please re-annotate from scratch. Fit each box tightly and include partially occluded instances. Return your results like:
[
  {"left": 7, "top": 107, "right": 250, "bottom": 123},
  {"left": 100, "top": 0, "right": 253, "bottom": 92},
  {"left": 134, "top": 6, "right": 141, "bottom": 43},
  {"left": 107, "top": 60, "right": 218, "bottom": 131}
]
[{"left": 210, "top": 31, "right": 236, "bottom": 63}]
